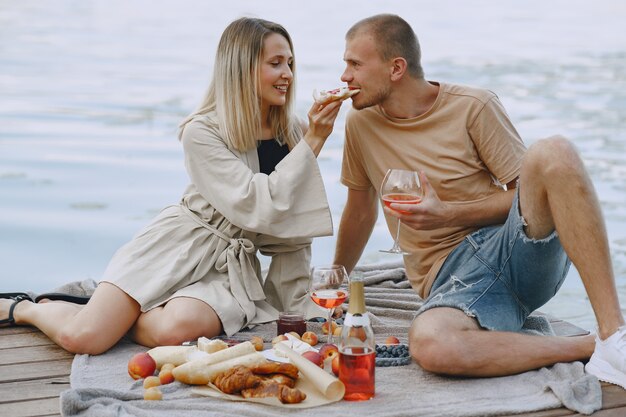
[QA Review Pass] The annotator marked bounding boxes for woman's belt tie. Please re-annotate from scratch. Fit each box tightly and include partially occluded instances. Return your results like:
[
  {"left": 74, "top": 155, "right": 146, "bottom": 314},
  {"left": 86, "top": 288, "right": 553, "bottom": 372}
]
[{"left": 180, "top": 204, "right": 264, "bottom": 325}]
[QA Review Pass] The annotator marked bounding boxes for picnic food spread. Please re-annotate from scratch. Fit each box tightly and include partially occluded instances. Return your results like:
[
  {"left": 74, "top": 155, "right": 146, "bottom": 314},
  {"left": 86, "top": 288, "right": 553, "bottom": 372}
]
[{"left": 127, "top": 325, "right": 406, "bottom": 405}]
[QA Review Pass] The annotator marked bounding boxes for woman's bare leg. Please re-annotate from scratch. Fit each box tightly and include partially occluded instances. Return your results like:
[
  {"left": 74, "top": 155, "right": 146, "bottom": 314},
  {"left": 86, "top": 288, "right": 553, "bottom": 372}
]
[
  {"left": 130, "top": 297, "right": 223, "bottom": 347},
  {"left": 6, "top": 282, "right": 141, "bottom": 354}
]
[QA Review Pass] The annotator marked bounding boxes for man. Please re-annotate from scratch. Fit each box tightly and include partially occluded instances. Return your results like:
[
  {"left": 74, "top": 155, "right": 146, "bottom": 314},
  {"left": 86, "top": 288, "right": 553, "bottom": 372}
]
[{"left": 333, "top": 13, "right": 626, "bottom": 386}]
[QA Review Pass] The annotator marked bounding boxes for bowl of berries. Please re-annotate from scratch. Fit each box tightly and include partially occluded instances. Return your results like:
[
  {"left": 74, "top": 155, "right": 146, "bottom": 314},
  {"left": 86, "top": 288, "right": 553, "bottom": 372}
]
[{"left": 375, "top": 336, "right": 411, "bottom": 367}]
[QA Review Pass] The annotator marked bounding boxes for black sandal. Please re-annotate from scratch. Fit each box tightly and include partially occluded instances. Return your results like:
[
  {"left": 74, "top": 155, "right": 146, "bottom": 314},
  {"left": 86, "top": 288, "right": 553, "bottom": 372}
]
[
  {"left": 0, "top": 293, "right": 34, "bottom": 327},
  {"left": 34, "top": 293, "right": 90, "bottom": 305}
]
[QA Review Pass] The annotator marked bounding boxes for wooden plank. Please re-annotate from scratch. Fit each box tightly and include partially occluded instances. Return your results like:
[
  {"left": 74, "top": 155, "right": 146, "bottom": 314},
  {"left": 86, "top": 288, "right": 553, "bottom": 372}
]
[
  {"left": 0, "top": 397, "right": 62, "bottom": 417},
  {"left": 599, "top": 383, "right": 626, "bottom": 410},
  {"left": 0, "top": 359, "right": 72, "bottom": 383},
  {"left": 0, "top": 377, "right": 70, "bottom": 403},
  {"left": 0, "top": 345, "right": 73, "bottom": 365},
  {"left": 0, "top": 331, "right": 55, "bottom": 349},
  {"left": 512, "top": 406, "right": 577, "bottom": 416},
  {"left": 583, "top": 408, "right": 626, "bottom": 417}
]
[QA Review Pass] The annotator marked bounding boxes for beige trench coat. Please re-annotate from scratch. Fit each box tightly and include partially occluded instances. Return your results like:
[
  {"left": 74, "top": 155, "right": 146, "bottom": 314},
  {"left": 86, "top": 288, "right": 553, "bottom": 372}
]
[{"left": 101, "top": 113, "right": 332, "bottom": 335}]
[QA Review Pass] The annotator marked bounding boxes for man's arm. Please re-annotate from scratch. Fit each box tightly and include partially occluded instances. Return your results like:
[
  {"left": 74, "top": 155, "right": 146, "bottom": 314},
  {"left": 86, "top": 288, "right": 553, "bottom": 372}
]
[
  {"left": 333, "top": 187, "right": 378, "bottom": 274},
  {"left": 387, "top": 173, "right": 517, "bottom": 231}
]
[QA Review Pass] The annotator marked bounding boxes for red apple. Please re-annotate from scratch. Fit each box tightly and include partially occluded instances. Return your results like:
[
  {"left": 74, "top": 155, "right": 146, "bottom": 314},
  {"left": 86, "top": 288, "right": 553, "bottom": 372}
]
[
  {"left": 301, "top": 351, "right": 323, "bottom": 367},
  {"left": 318, "top": 343, "right": 339, "bottom": 361},
  {"left": 331, "top": 354, "right": 340, "bottom": 376},
  {"left": 385, "top": 336, "right": 400, "bottom": 345},
  {"left": 128, "top": 352, "right": 157, "bottom": 380}
]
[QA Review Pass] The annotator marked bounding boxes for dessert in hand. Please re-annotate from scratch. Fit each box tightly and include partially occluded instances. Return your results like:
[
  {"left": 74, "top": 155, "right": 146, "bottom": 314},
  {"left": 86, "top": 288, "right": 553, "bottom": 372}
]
[{"left": 313, "top": 86, "right": 360, "bottom": 105}]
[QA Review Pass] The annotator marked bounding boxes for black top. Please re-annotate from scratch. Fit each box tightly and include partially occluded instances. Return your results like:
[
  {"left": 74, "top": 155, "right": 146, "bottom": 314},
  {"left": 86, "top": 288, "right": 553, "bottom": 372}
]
[{"left": 257, "top": 139, "right": 290, "bottom": 175}]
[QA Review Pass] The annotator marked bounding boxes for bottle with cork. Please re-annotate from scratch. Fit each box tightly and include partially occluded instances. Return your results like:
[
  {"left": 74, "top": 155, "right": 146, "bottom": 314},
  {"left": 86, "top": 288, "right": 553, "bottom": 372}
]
[{"left": 338, "top": 270, "right": 375, "bottom": 401}]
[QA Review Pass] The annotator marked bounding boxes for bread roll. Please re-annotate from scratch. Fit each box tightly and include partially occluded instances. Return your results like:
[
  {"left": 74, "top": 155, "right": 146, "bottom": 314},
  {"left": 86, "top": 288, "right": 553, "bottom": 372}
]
[
  {"left": 147, "top": 345, "right": 196, "bottom": 368},
  {"left": 198, "top": 337, "right": 228, "bottom": 353}
]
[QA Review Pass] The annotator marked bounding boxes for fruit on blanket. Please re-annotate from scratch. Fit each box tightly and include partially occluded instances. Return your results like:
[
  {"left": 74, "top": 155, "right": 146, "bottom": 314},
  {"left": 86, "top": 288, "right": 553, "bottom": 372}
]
[
  {"left": 331, "top": 354, "right": 340, "bottom": 376},
  {"left": 385, "top": 336, "right": 400, "bottom": 345},
  {"left": 321, "top": 320, "right": 337, "bottom": 335},
  {"left": 143, "top": 376, "right": 161, "bottom": 389},
  {"left": 301, "top": 331, "right": 318, "bottom": 346},
  {"left": 159, "top": 367, "right": 175, "bottom": 385},
  {"left": 318, "top": 343, "right": 339, "bottom": 361},
  {"left": 271, "top": 334, "right": 289, "bottom": 346},
  {"left": 144, "top": 386, "right": 163, "bottom": 401},
  {"left": 128, "top": 352, "right": 157, "bottom": 380},
  {"left": 288, "top": 331, "right": 301, "bottom": 340},
  {"left": 333, "top": 325, "right": 343, "bottom": 337},
  {"left": 249, "top": 336, "right": 264, "bottom": 351},
  {"left": 302, "top": 351, "right": 323, "bottom": 367}
]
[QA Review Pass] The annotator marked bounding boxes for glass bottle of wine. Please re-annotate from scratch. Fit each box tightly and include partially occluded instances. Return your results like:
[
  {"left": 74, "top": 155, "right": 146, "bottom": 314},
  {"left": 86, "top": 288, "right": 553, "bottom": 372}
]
[{"left": 338, "top": 271, "right": 376, "bottom": 401}]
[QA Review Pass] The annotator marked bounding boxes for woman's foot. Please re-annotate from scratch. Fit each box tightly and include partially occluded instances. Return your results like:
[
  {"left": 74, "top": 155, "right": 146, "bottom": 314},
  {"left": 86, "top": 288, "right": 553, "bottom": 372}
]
[{"left": 0, "top": 294, "right": 33, "bottom": 327}]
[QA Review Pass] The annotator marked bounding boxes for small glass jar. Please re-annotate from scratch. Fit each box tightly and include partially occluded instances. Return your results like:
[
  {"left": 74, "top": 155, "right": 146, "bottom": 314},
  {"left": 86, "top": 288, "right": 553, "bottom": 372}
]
[{"left": 277, "top": 311, "right": 307, "bottom": 336}]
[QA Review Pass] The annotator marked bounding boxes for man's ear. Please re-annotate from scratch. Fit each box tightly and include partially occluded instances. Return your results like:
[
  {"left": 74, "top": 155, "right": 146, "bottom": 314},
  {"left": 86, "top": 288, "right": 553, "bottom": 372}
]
[{"left": 389, "top": 57, "right": 407, "bottom": 81}]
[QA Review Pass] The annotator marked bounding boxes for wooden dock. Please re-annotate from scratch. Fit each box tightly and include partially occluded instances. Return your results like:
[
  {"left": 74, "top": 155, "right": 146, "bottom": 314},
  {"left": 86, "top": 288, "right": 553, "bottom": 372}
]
[{"left": 1, "top": 319, "right": 626, "bottom": 416}]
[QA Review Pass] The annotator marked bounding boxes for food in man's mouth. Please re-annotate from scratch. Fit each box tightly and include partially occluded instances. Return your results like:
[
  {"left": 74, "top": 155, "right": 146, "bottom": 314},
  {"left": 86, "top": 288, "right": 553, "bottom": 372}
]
[{"left": 313, "top": 86, "right": 360, "bottom": 105}]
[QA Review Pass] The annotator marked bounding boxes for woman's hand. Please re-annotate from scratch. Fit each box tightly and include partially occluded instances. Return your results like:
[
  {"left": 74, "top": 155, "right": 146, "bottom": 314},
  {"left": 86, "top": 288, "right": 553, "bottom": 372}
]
[
  {"left": 383, "top": 171, "right": 454, "bottom": 231},
  {"left": 303, "top": 100, "right": 343, "bottom": 156}
]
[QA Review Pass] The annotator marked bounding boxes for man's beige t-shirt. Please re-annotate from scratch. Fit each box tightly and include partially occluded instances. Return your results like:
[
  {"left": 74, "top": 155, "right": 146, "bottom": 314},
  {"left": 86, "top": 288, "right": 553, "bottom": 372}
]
[{"left": 341, "top": 82, "right": 527, "bottom": 298}]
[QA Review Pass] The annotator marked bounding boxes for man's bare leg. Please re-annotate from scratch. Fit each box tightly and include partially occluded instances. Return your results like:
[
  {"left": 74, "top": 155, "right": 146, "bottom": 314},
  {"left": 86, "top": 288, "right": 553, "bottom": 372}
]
[
  {"left": 519, "top": 136, "right": 623, "bottom": 338},
  {"left": 410, "top": 136, "right": 618, "bottom": 376},
  {"left": 410, "top": 307, "right": 594, "bottom": 377}
]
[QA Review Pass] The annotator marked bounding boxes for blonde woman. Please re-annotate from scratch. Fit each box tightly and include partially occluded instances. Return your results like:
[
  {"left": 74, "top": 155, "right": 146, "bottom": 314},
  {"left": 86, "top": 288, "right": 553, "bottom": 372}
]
[{"left": 0, "top": 18, "right": 343, "bottom": 354}]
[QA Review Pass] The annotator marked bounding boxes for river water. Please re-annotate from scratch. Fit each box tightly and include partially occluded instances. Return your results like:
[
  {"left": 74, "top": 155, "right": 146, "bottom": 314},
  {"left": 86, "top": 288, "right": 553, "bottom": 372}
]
[{"left": 1, "top": 0, "right": 625, "bottom": 331}]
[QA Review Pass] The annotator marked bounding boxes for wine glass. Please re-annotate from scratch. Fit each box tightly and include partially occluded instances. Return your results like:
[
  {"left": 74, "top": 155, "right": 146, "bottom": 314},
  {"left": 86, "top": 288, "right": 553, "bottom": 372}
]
[
  {"left": 309, "top": 265, "right": 349, "bottom": 344},
  {"left": 379, "top": 169, "right": 423, "bottom": 254}
]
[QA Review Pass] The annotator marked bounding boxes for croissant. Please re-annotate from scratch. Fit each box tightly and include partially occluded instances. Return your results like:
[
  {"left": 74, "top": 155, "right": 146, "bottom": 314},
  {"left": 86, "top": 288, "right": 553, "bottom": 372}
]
[
  {"left": 212, "top": 365, "right": 262, "bottom": 394},
  {"left": 249, "top": 362, "right": 300, "bottom": 379},
  {"left": 241, "top": 380, "right": 307, "bottom": 404},
  {"left": 265, "top": 373, "right": 296, "bottom": 388}
]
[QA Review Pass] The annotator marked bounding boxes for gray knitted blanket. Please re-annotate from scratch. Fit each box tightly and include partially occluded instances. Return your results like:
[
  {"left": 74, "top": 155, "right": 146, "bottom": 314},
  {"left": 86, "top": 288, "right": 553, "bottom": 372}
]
[{"left": 58, "top": 261, "right": 601, "bottom": 416}]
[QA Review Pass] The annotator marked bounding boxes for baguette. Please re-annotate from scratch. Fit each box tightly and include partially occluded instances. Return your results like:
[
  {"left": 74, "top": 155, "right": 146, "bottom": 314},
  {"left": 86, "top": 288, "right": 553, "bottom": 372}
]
[{"left": 147, "top": 345, "right": 196, "bottom": 369}]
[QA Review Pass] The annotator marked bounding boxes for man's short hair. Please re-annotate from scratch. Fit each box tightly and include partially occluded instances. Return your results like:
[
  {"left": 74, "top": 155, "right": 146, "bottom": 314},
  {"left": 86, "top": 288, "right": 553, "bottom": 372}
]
[{"left": 346, "top": 14, "right": 424, "bottom": 79}]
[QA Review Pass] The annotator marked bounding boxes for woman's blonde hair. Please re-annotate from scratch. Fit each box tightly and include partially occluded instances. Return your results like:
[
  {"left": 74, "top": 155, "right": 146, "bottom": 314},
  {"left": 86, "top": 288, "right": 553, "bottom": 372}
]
[{"left": 179, "top": 18, "right": 301, "bottom": 152}]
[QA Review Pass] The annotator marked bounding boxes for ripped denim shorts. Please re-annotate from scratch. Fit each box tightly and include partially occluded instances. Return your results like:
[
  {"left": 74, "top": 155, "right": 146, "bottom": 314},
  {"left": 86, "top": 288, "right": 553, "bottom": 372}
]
[{"left": 417, "top": 188, "right": 571, "bottom": 332}]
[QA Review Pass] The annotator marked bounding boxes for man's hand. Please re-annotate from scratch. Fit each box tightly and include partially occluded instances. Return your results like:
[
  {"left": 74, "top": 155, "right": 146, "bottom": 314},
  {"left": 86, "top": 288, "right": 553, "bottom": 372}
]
[{"left": 384, "top": 171, "right": 453, "bottom": 231}]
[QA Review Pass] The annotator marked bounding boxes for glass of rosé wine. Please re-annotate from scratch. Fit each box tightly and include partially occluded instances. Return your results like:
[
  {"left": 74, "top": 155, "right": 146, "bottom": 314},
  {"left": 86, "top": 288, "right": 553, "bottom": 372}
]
[
  {"left": 379, "top": 169, "right": 423, "bottom": 255},
  {"left": 309, "top": 265, "right": 349, "bottom": 344}
]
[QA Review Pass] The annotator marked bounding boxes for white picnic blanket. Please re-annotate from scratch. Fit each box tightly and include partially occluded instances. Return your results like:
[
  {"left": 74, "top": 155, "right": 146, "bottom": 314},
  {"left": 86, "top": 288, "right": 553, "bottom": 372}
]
[{"left": 58, "top": 261, "right": 602, "bottom": 416}]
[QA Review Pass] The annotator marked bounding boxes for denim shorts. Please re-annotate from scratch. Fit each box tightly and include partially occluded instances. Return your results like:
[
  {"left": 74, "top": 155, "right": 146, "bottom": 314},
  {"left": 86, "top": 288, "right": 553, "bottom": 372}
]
[{"left": 417, "top": 189, "right": 571, "bottom": 332}]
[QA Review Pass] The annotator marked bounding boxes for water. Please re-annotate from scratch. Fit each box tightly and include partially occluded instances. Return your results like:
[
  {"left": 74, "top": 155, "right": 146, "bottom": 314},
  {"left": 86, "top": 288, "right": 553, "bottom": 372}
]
[{"left": 1, "top": 0, "right": 625, "bottom": 331}]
